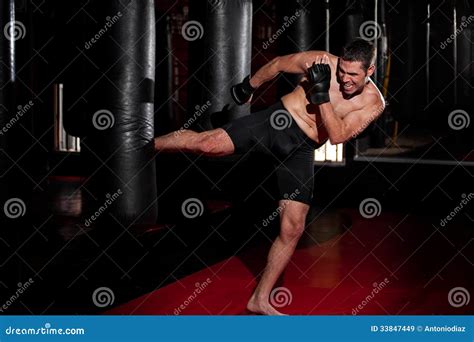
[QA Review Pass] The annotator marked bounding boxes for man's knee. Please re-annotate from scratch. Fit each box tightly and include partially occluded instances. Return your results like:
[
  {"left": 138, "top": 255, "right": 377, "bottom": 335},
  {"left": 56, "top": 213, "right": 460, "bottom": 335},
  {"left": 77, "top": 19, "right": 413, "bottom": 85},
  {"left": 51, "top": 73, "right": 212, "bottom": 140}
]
[
  {"left": 197, "top": 129, "right": 234, "bottom": 155},
  {"left": 279, "top": 201, "right": 309, "bottom": 242},
  {"left": 199, "top": 133, "right": 219, "bottom": 154},
  {"left": 280, "top": 215, "right": 306, "bottom": 242}
]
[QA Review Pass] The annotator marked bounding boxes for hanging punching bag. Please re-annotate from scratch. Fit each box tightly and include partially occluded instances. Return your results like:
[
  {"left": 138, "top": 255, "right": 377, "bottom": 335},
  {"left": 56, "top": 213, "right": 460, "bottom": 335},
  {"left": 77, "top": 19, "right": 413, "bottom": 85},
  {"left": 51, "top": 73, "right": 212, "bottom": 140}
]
[
  {"left": 454, "top": 0, "right": 473, "bottom": 110},
  {"left": 277, "top": 0, "right": 322, "bottom": 96},
  {"left": 188, "top": 0, "right": 253, "bottom": 130},
  {"left": 61, "top": 0, "right": 91, "bottom": 138},
  {"left": 79, "top": 0, "right": 158, "bottom": 226},
  {"left": 0, "top": 0, "right": 35, "bottom": 291},
  {"left": 154, "top": 13, "right": 174, "bottom": 136},
  {"left": 0, "top": 0, "right": 11, "bottom": 287},
  {"left": 0, "top": 0, "right": 35, "bottom": 195},
  {"left": 345, "top": 0, "right": 364, "bottom": 44},
  {"left": 0, "top": 1, "right": 13, "bottom": 198}
]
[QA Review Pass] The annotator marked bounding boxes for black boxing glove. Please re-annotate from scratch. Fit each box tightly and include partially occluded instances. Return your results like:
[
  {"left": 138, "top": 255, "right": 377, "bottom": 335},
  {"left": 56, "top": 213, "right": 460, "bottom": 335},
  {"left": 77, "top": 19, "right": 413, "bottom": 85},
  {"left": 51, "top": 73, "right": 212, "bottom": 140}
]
[
  {"left": 231, "top": 75, "right": 255, "bottom": 105},
  {"left": 307, "top": 62, "right": 331, "bottom": 105}
]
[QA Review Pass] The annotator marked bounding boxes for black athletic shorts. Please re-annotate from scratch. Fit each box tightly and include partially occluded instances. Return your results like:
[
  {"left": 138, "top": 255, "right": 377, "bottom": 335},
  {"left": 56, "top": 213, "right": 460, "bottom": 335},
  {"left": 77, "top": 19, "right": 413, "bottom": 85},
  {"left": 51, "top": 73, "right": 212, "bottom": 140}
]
[{"left": 221, "top": 101, "right": 320, "bottom": 205}]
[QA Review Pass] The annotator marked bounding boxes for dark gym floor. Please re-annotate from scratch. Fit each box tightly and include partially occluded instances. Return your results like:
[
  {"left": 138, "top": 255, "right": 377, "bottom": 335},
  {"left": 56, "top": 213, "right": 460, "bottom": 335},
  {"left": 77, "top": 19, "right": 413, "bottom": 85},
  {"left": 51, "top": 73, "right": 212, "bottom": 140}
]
[{"left": 2, "top": 155, "right": 472, "bottom": 315}]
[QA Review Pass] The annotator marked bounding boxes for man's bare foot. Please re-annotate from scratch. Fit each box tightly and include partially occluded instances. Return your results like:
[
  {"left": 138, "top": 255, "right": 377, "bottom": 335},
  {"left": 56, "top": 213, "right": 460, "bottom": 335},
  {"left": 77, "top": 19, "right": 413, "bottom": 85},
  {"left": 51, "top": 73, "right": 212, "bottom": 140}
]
[{"left": 246, "top": 295, "right": 288, "bottom": 316}]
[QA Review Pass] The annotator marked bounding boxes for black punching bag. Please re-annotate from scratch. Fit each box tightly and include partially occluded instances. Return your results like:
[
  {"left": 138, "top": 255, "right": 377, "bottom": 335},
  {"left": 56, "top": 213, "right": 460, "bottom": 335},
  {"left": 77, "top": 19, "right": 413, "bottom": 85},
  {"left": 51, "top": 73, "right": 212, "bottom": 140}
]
[
  {"left": 188, "top": 0, "right": 253, "bottom": 130},
  {"left": 453, "top": 0, "right": 473, "bottom": 110},
  {"left": 154, "top": 13, "right": 174, "bottom": 136},
  {"left": 79, "top": 0, "right": 157, "bottom": 226},
  {"left": 61, "top": 0, "right": 91, "bottom": 138},
  {"left": 0, "top": 0, "right": 13, "bottom": 201},
  {"left": 277, "top": 0, "right": 324, "bottom": 96},
  {"left": 345, "top": 0, "right": 364, "bottom": 44},
  {"left": 0, "top": 0, "right": 34, "bottom": 197}
]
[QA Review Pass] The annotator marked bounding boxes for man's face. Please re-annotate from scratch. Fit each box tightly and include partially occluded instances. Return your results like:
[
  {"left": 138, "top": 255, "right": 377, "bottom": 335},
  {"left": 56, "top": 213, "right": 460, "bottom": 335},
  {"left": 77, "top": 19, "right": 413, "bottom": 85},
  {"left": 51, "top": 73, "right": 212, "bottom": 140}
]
[{"left": 337, "top": 59, "right": 374, "bottom": 96}]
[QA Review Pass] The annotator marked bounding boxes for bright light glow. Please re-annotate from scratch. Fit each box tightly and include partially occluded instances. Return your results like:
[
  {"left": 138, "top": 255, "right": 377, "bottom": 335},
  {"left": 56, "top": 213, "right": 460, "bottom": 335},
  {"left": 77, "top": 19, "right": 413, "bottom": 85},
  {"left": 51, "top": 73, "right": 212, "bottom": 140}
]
[{"left": 314, "top": 141, "right": 344, "bottom": 163}]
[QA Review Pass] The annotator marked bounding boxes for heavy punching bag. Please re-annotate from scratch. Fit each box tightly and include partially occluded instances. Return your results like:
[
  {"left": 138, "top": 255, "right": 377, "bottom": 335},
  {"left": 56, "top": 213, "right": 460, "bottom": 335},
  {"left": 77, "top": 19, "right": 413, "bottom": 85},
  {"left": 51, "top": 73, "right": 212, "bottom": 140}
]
[
  {"left": 0, "top": 0, "right": 35, "bottom": 197},
  {"left": 345, "top": 0, "right": 364, "bottom": 46},
  {"left": 61, "top": 0, "right": 91, "bottom": 138},
  {"left": 154, "top": 13, "right": 174, "bottom": 136},
  {"left": 188, "top": 0, "right": 253, "bottom": 130},
  {"left": 0, "top": 0, "right": 11, "bottom": 289},
  {"left": 0, "top": 0, "right": 13, "bottom": 201},
  {"left": 75, "top": 0, "right": 158, "bottom": 226},
  {"left": 0, "top": 0, "right": 36, "bottom": 290},
  {"left": 277, "top": 0, "right": 323, "bottom": 96},
  {"left": 453, "top": 0, "right": 473, "bottom": 110}
]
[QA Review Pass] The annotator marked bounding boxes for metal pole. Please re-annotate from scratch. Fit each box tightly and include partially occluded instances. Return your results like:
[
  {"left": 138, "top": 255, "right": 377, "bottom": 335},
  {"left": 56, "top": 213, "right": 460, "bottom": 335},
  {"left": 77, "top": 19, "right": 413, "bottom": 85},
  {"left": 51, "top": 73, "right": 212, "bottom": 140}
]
[
  {"left": 453, "top": 5, "right": 458, "bottom": 105},
  {"left": 8, "top": 0, "right": 16, "bottom": 82},
  {"left": 374, "top": 0, "right": 378, "bottom": 83},
  {"left": 325, "top": 0, "right": 330, "bottom": 52},
  {"left": 426, "top": 3, "right": 431, "bottom": 104}
]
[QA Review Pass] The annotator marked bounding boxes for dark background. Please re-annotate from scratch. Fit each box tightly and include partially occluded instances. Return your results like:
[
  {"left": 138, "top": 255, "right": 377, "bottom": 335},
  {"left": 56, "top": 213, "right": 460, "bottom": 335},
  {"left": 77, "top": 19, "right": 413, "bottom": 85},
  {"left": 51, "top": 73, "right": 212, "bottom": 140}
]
[{"left": 0, "top": 0, "right": 472, "bottom": 314}]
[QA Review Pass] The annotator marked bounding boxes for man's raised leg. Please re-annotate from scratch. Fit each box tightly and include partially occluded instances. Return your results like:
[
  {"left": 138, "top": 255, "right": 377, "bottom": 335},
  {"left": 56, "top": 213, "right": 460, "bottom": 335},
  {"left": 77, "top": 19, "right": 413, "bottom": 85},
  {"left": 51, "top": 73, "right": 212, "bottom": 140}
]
[{"left": 154, "top": 128, "right": 235, "bottom": 157}]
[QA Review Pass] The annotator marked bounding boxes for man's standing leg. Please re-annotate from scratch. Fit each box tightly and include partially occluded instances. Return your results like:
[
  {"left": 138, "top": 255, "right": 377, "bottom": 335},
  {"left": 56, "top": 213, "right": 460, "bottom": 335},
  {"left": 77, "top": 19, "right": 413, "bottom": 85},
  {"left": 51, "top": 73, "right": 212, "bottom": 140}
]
[{"left": 247, "top": 200, "right": 309, "bottom": 315}]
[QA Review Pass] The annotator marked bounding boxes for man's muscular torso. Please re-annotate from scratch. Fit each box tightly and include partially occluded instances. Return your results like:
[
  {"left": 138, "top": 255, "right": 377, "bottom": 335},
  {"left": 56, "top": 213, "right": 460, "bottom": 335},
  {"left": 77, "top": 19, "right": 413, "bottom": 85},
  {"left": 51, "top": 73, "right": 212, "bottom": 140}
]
[{"left": 280, "top": 55, "right": 381, "bottom": 146}]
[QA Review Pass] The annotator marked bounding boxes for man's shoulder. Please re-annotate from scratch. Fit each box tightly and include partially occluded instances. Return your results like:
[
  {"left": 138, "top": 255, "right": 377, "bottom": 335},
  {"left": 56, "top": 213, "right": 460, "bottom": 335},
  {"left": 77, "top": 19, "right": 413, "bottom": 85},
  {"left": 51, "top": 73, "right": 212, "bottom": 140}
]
[{"left": 364, "top": 80, "right": 385, "bottom": 110}]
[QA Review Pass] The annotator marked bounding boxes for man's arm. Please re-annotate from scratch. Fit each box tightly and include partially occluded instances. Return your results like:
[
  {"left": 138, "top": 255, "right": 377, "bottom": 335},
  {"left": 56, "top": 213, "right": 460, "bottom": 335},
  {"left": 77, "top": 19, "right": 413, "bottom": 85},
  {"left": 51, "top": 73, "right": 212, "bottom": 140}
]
[
  {"left": 249, "top": 51, "right": 335, "bottom": 88},
  {"left": 231, "top": 51, "right": 336, "bottom": 105},
  {"left": 319, "top": 96, "right": 385, "bottom": 145}
]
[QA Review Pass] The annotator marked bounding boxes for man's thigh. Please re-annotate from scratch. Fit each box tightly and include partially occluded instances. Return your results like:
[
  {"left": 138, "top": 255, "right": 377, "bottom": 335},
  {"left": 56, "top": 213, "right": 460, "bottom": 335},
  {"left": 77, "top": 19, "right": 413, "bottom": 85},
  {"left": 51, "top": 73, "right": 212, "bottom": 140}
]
[{"left": 274, "top": 146, "right": 315, "bottom": 205}]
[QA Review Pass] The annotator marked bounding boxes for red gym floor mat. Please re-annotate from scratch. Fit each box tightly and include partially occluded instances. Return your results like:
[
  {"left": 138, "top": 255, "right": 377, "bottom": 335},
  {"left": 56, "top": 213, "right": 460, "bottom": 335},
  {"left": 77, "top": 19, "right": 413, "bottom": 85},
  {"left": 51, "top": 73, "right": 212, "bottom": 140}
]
[{"left": 107, "top": 209, "right": 473, "bottom": 315}]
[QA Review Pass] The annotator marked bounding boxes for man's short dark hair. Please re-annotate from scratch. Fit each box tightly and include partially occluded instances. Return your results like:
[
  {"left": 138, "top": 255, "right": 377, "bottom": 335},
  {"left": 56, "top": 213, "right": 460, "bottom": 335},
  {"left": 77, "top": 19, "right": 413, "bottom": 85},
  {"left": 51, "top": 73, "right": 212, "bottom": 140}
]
[{"left": 341, "top": 39, "right": 376, "bottom": 71}]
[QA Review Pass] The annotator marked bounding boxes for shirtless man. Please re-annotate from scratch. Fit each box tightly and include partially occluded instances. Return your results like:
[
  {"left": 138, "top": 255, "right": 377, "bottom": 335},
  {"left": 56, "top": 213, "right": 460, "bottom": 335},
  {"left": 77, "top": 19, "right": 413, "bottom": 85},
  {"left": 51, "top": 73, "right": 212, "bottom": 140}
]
[{"left": 154, "top": 39, "right": 385, "bottom": 315}]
